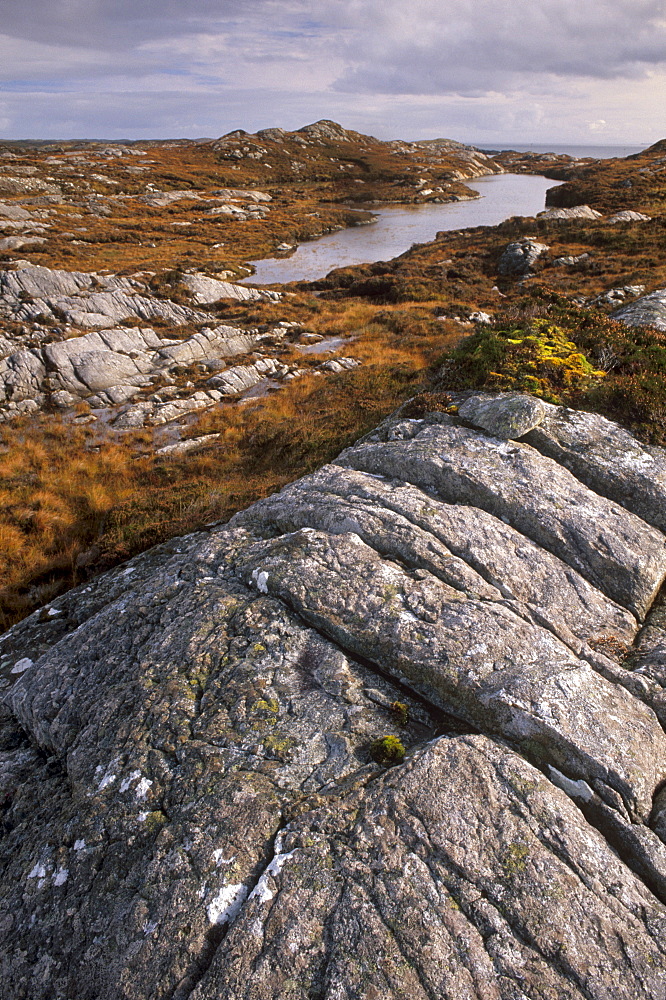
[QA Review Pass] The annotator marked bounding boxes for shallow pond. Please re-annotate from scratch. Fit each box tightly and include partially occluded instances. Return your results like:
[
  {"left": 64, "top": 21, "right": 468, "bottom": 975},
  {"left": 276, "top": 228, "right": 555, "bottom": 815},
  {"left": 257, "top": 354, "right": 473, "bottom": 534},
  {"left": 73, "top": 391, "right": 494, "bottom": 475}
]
[{"left": 241, "top": 173, "right": 560, "bottom": 285}]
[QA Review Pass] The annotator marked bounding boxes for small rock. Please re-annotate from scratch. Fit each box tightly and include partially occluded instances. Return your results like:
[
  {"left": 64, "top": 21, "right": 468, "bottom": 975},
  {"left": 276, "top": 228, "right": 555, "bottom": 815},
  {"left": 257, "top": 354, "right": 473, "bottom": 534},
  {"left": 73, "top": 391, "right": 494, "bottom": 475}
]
[
  {"left": 457, "top": 392, "right": 547, "bottom": 439},
  {"left": 498, "top": 238, "right": 550, "bottom": 276}
]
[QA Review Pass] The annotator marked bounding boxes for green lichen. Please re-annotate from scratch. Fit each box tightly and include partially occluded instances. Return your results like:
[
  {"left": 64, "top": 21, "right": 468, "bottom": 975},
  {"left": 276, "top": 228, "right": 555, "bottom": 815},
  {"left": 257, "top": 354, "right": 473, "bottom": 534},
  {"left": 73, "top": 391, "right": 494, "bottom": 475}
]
[
  {"left": 501, "top": 842, "right": 529, "bottom": 876},
  {"left": 263, "top": 734, "right": 297, "bottom": 760},
  {"left": 441, "top": 318, "right": 607, "bottom": 403},
  {"left": 143, "top": 810, "right": 168, "bottom": 833}
]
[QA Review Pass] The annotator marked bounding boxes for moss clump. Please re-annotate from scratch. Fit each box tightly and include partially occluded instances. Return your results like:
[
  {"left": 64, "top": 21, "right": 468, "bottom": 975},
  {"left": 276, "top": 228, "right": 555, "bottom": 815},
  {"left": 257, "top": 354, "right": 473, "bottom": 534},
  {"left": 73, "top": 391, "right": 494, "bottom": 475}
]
[
  {"left": 369, "top": 735, "right": 406, "bottom": 766},
  {"left": 389, "top": 701, "right": 409, "bottom": 727}
]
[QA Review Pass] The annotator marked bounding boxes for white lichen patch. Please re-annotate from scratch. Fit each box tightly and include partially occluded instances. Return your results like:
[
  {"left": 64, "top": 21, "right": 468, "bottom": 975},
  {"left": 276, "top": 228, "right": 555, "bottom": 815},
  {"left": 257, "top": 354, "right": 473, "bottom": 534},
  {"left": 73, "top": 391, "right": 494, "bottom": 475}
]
[
  {"left": 206, "top": 883, "right": 249, "bottom": 925},
  {"left": 97, "top": 771, "right": 117, "bottom": 792},
  {"left": 251, "top": 569, "right": 269, "bottom": 594},
  {"left": 135, "top": 777, "right": 153, "bottom": 799},
  {"left": 11, "top": 657, "right": 33, "bottom": 674},
  {"left": 53, "top": 867, "right": 69, "bottom": 886},
  {"left": 73, "top": 839, "right": 86, "bottom": 851},
  {"left": 119, "top": 770, "right": 142, "bottom": 793},
  {"left": 548, "top": 766, "right": 595, "bottom": 803},
  {"left": 27, "top": 863, "right": 47, "bottom": 879},
  {"left": 465, "top": 643, "right": 488, "bottom": 658},
  {"left": 213, "top": 850, "right": 235, "bottom": 867},
  {"left": 248, "top": 833, "right": 295, "bottom": 906},
  {"left": 47, "top": 607, "right": 62, "bottom": 617},
  {"left": 400, "top": 610, "right": 420, "bottom": 624}
]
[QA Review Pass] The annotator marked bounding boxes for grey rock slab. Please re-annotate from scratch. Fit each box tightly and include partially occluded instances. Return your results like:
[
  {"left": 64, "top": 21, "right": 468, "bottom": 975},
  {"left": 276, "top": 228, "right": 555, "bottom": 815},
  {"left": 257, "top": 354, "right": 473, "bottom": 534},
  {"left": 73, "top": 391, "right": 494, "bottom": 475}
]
[
  {"left": 155, "top": 433, "right": 221, "bottom": 457},
  {"left": 0, "top": 319, "right": 267, "bottom": 411},
  {"left": 0, "top": 538, "right": 438, "bottom": 1000},
  {"left": 524, "top": 403, "right": 666, "bottom": 533},
  {"left": 208, "top": 358, "right": 286, "bottom": 395},
  {"left": 157, "top": 325, "right": 262, "bottom": 364},
  {"left": 0, "top": 264, "right": 207, "bottom": 328},
  {"left": 212, "top": 188, "right": 272, "bottom": 202},
  {"left": 3, "top": 397, "right": 666, "bottom": 996},
  {"left": 196, "top": 736, "right": 666, "bottom": 1000},
  {"left": 457, "top": 391, "right": 547, "bottom": 438},
  {"left": 612, "top": 288, "right": 666, "bottom": 331},
  {"left": 0, "top": 235, "right": 46, "bottom": 251},
  {"left": 497, "top": 237, "right": 549, "bottom": 275},
  {"left": 234, "top": 475, "right": 504, "bottom": 602},
  {"left": 336, "top": 414, "right": 666, "bottom": 618},
  {"left": 183, "top": 273, "right": 280, "bottom": 304},
  {"left": 72, "top": 349, "right": 150, "bottom": 392},
  {"left": 42, "top": 327, "right": 170, "bottom": 396},
  {"left": 0, "top": 349, "right": 45, "bottom": 402},
  {"left": 233, "top": 464, "right": 638, "bottom": 652},
  {"left": 607, "top": 210, "right": 651, "bottom": 223},
  {"left": 538, "top": 205, "right": 603, "bottom": 220},
  {"left": 0, "top": 202, "right": 33, "bottom": 221},
  {"left": 233, "top": 525, "right": 666, "bottom": 819}
]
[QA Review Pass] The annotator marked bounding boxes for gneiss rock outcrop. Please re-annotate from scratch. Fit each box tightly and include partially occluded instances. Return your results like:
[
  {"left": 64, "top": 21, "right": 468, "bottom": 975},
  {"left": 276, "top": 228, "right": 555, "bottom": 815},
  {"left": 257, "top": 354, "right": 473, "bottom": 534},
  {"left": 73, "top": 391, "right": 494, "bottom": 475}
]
[
  {"left": 0, "top": 263, "right": 277, "bottom": 330},
  {"left": 2, "top": 393, "right": 666, "bottom": 998},
  {"left": 0, "top": 263, "right": 290, "bottom": 420}
]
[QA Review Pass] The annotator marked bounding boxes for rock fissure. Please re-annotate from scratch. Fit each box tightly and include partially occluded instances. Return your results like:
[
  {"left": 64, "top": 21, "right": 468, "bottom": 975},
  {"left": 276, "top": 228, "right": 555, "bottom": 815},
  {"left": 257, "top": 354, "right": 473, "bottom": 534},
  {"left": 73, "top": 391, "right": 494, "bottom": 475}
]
[{"left": 171, "top": 818, "right": 293, "bottom": 1000}]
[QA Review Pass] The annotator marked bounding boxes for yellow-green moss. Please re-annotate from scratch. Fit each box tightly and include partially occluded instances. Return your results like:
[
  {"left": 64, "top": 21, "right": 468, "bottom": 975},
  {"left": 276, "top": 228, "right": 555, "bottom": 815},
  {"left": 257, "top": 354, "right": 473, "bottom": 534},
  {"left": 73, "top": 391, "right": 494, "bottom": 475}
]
[{"left": 370, "top": 735, "right": 406, "bottom": 766}]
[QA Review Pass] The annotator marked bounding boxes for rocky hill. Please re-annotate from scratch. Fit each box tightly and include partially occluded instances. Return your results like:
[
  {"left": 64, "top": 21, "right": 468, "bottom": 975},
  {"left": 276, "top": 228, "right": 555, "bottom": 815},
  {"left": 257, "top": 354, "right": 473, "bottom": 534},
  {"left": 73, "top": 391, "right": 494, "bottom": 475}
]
[{"left": 1, "top": 391, "right": 666, "bottom": 998}]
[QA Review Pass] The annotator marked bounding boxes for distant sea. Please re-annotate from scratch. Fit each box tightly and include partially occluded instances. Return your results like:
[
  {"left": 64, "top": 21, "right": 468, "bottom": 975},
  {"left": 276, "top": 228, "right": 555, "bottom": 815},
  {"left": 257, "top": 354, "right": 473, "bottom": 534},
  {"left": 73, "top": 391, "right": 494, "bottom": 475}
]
[{"left": 479, "top": 143, "right": 649, "bottom": 160}]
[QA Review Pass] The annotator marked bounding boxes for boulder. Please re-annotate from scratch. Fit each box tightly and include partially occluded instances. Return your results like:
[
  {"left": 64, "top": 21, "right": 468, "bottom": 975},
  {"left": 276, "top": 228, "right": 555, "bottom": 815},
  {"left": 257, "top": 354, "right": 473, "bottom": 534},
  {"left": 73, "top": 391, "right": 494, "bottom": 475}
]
[
  {"left": 538, "top": 205, "right": 603, "bottom": 220},
  {"left": 182, "top": 273, "right": 280, "bottom": 304},
  {"left": 612, "top": 288, "right": 666, "bottom": 331},
  {"left": 523, "top": 403, "right": 666, "bottom": 533},
  {"left": 607, "top": 210, "right": 651, "bottom": 223},
  {"left": 497, "top": 237, "right": 549, "bottom": 275},
  {"left": 337, "top": 413, "right": 666, "bottom": 618},
  {"left": 0, "top": 202, "right": 34, "bottom": 221}
]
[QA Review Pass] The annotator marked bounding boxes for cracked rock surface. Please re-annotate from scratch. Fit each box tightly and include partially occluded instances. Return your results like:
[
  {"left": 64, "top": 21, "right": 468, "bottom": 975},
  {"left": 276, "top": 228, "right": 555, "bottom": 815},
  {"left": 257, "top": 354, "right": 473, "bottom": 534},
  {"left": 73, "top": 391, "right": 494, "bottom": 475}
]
[{"left": 2, "top": 394, "right": 666, "bottom": 999}]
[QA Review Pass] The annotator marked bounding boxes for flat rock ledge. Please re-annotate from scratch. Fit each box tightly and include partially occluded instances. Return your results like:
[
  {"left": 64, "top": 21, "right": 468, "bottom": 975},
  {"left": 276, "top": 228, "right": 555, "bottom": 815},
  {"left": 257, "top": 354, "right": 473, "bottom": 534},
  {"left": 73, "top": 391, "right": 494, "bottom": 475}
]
[{"left": 2, "top": 394, "right": 666, "bottom": 999}]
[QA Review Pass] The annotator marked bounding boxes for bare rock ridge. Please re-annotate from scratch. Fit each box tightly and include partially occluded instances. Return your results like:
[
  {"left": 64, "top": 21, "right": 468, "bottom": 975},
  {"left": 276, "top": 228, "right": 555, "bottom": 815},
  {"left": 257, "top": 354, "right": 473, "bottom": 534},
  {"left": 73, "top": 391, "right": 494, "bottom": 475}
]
[{"left": 2, "top": 393, "right": 666, "bottom": 998}]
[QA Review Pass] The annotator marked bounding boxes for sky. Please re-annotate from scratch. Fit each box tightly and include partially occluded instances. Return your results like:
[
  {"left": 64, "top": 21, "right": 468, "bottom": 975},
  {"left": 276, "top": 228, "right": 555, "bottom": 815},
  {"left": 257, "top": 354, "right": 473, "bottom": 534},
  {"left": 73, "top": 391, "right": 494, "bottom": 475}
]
[{"left": 0, "top": 0, "right": 665, "bottom": 145}]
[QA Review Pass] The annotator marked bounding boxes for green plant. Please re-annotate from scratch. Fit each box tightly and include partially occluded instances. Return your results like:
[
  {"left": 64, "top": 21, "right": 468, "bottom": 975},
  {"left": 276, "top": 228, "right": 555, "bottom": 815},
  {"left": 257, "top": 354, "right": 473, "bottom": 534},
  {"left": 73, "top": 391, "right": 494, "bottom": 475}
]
[{"left": 369, "top": 735, "right": 406, "bottom": 765}]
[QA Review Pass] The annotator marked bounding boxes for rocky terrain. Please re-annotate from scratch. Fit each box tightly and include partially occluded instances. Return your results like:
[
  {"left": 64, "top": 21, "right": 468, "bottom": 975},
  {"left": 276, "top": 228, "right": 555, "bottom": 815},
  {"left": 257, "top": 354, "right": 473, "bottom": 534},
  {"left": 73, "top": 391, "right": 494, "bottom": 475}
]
[
  {"left": 1, "top": 121, "right": 666, "bottom": 997},
  {"left": 1, "top": 124, "right": 665, "bottom": 628},
  {"left": 2, "top": 392, "right": 666, "bottom": 998}
]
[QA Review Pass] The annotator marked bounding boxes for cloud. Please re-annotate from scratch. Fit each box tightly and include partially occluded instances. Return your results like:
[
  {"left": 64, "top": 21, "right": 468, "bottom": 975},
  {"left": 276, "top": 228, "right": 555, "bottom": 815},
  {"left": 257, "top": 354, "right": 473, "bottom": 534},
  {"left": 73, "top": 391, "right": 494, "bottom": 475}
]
[
  {"left": 330, "top": 0, "right": 666, "bottom": 94},
  {"left": 0, "top": 0, "right": 664, "bottom": 142}
]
